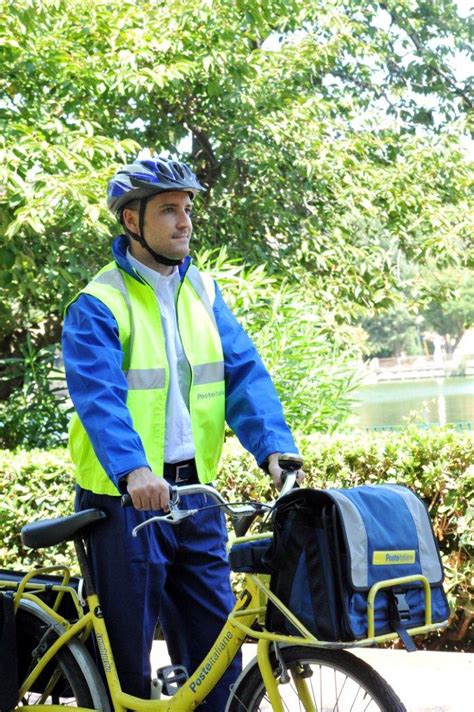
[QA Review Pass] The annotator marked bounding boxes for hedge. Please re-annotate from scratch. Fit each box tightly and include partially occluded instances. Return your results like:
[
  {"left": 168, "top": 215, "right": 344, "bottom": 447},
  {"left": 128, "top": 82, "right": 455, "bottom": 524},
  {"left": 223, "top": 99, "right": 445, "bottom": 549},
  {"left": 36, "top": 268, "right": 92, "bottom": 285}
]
[{"left": 1, "top": 427, "right": 472, "bottom": 649}]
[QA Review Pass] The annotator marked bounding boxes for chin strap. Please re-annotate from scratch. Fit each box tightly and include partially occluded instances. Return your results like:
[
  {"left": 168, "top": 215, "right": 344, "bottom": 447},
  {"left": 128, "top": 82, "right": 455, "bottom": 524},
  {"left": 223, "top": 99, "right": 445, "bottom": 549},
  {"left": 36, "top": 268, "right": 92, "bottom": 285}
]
[{"left": 125, "top": 197, "right": 183, "bottom": 267}]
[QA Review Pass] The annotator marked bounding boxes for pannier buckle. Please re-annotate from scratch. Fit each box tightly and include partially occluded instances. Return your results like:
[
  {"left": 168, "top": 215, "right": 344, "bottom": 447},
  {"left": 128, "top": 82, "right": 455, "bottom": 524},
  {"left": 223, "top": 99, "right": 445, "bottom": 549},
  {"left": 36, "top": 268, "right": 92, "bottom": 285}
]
[{"left": 393, "top": 591, "right": 411, "bottom": 622}]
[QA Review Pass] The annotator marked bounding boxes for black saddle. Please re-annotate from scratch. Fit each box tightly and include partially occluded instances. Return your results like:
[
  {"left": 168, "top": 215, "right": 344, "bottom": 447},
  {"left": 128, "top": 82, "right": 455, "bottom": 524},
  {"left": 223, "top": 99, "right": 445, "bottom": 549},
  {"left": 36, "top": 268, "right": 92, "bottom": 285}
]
[{"left": 21, "top": 509, "right": 107, "bottom": 549}]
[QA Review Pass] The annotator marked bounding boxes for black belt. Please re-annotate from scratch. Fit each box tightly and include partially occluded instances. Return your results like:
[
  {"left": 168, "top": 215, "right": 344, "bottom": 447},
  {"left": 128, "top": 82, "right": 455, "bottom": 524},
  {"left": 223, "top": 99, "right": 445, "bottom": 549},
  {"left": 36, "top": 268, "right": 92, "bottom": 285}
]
[{"left": 163, "top": 459, "right": 198, "bottom": 485}]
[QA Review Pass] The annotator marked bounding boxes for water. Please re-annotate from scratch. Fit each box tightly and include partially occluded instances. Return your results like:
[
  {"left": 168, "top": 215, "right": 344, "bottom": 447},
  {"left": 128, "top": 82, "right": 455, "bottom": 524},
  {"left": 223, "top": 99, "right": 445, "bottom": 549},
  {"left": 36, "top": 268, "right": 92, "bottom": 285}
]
[{"left": 352, "top": 376, "right": 474, "bottom": 429}]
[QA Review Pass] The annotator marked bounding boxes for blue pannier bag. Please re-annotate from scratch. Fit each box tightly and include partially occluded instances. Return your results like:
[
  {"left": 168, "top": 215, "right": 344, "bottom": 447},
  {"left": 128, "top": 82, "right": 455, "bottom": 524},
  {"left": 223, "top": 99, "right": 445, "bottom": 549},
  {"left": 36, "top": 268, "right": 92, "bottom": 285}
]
[
  {"left": 229, "top": 538, "right": 273, "bottom": 574},
  {"left": 263, "top": 485, "right": 450, "bottom": 650}
]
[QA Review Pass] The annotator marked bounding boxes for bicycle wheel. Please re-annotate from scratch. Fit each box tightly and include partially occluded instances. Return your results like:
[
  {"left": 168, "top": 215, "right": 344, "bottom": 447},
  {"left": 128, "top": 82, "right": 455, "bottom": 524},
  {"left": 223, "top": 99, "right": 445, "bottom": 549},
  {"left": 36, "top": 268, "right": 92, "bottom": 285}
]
[
  {"left": 15, "top": 601, "right": 110, "bottom": 709},
  {"left": 227, "top": 645, "right": 406, "bottom": 712}
]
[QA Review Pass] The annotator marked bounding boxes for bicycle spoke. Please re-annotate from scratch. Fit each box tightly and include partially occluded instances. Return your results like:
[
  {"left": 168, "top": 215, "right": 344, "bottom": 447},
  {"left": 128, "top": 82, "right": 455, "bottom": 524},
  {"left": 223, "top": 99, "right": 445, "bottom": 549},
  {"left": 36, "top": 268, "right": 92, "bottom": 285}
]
[
  {"left": 333, "top": 668, "right": 349, "bottom": 711},
  {"left": 229, "top": 650, "right": 399, "bottom": 712}
]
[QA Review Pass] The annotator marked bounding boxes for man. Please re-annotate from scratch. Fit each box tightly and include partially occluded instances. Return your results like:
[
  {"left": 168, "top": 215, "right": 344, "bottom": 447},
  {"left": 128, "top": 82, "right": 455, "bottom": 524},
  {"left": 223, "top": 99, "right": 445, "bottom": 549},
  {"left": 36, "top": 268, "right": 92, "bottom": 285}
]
[{"left": 62, "top": 157, "right": 300, "bottom": 710}]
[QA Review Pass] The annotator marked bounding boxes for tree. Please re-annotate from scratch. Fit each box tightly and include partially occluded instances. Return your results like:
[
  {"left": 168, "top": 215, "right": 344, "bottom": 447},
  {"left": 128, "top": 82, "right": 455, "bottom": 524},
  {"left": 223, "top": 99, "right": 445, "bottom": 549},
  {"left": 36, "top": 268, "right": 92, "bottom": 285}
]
[
  {"left": 360, "top": 306, "right": 420, "bottom": 358},
  {"left": 1, "top": 0, "right": 473, "bottom": 441},
  {"left": 422, "top": 269, "right": 474, "bottom": 352}
]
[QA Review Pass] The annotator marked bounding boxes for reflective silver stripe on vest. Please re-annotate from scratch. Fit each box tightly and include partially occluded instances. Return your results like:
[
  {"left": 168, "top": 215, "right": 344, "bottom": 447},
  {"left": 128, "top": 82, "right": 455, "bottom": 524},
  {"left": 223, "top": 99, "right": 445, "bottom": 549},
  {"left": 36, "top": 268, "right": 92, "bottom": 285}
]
[
  {"left": 328, "top": 490, "right": 369, "bottom": 588},
  {"left": 186, "top": 266, "right": 218, "bottom": 331},
  {"left": 193, "top": 361, "right": 224, "bottom": 385},
  {"left": 93, "top": 269, "right": 135, "bottom": 368},
  {"left": 126, "top": 368, "right": 166, "bottom": 390},
  {"left": 380, "top": 484, "right": 443, "bottom": 583},
  {"left": 94, "top": 269, "right": 129, "bottom": 298}
]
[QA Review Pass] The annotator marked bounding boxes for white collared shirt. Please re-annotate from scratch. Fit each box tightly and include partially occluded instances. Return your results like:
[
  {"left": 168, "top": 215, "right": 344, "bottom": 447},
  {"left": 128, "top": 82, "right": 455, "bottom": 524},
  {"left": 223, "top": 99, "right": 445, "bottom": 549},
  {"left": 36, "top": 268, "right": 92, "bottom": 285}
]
[{"left": 127, "top": 250, "right": 195, "bottom": 463}]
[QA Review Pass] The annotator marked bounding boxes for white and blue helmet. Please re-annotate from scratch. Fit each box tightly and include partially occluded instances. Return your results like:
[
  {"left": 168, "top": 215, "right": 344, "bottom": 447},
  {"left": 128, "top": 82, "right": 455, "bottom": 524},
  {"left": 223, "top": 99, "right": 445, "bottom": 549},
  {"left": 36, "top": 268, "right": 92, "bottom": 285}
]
[{"left": 107, "top": 158, "right": 204, "bottom": 219}]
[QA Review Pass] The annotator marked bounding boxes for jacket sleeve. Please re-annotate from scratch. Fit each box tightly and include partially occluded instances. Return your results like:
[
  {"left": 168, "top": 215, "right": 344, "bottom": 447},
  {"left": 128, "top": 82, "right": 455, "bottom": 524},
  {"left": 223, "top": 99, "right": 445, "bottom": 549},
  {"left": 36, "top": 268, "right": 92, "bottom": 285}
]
[
  {"left": 212, "top": 282, "right": 298, "bottom": 466},
  {"left": 62, "top": 294, "right": 150, "bottom": 486}
]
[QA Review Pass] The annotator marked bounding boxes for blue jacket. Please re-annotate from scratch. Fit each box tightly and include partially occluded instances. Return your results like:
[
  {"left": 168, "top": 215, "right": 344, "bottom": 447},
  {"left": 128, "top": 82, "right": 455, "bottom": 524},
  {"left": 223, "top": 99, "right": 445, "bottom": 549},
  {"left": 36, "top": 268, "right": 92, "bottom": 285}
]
[{"left": 62, "top": 235, "right": 298, "bottom": 488}]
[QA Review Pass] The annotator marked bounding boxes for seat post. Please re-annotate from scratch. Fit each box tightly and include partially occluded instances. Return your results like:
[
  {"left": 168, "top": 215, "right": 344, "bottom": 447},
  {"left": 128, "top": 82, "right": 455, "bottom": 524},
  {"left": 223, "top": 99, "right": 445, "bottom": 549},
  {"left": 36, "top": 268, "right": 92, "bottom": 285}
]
[{"left": 74, "top": 537, "right": 96, "bottom": 598}]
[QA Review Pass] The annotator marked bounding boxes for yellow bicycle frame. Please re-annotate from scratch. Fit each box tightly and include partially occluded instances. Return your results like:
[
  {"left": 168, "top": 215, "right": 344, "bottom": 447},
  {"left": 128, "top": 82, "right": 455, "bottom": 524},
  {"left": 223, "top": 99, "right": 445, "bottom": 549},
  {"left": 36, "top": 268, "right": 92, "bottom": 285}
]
[{"left": 2, "top": 533, "right": 446, "bottom": 712}]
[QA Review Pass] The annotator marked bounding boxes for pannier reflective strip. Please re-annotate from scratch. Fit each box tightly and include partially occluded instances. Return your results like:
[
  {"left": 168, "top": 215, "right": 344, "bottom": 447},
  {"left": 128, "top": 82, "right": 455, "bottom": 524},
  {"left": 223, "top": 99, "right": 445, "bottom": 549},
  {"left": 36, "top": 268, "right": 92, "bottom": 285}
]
[
  {"left": 328, "top": 490, "right": 369, "bottom": 587},
  {"left": 126, "top": 368, "right": 166, "bottom": 390},
  {"left": 380, "top": 484, "right": 443, "bottom": 582}
]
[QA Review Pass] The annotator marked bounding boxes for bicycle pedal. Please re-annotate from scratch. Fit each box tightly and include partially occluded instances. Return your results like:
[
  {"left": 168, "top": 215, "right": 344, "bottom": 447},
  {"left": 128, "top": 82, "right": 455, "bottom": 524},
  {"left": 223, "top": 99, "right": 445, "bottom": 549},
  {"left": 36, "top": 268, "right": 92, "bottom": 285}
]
[{"left": 156, "top": 664, "right": 188, "bottom": 695}]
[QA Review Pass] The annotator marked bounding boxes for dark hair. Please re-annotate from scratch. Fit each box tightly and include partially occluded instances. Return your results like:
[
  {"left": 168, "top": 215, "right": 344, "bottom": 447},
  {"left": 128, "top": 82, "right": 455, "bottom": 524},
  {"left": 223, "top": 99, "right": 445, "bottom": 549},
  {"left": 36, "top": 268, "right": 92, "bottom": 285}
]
[{"left": 120, "top": 199, "right": 141, "bottom": 225}]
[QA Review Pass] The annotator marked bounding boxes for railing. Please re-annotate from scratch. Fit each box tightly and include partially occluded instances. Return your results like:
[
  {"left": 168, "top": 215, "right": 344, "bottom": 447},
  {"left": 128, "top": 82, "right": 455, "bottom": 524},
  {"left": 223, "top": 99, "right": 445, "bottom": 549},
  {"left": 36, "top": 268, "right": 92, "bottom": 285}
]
[
  {"left": 360, "top": 353, "right": 474, "bottom": 382},
  {"left": 368, "top": 353, "right": 471, "bottom": 369},
  {"left": 368, "top": 421, "right": 472, "bottom": 432}
]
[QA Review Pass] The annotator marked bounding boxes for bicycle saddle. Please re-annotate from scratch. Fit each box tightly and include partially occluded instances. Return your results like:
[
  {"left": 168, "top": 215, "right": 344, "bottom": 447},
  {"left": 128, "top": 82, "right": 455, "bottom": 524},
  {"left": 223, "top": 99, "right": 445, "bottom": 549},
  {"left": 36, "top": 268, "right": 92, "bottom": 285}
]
[{"left": 21, "top": 508, "right": 107, "bottom": 549}]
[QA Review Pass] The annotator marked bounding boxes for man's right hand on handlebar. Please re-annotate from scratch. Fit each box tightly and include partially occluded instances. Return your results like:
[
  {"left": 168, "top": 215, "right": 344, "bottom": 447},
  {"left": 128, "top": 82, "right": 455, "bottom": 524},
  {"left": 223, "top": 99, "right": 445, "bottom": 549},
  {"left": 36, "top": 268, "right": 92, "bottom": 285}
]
[
  {"left": 125, "top": 467, "right": 170, "bottom": 511},
  {"left": 267, "top": 452, "right": 305, "bottom": 491}
]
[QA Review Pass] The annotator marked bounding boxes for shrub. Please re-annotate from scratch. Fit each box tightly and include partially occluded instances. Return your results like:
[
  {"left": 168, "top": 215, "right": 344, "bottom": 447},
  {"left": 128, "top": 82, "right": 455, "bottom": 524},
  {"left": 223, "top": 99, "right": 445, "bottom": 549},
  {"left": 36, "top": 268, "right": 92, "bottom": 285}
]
[
  {"left": 0, "top": 448, "right": 76, "bottom": 571},
  {"left": 0, "top": 338, "right": 70, "bottom": 449},
  {"left": 1, "top": 427, "right": 472, "bottom": 648}
]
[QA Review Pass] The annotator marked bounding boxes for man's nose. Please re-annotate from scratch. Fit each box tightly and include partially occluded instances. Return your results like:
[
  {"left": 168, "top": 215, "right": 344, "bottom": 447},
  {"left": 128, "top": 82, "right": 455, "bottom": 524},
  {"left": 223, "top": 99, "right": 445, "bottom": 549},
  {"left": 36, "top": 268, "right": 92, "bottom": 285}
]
[{"left": 177, "top": 210, "right": 192, "bottom": 229}]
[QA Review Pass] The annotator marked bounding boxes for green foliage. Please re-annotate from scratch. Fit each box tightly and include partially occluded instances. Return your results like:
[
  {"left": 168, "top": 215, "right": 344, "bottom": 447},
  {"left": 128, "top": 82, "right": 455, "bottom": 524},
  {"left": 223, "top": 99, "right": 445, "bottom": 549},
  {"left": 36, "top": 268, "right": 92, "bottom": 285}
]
[
  {"left": 0, "top": 448, "right": 76, "bottom": 571},
  {"left": 360, "top": 306, "right": 421, "bottom": 358},
  {"left": 0, "top": 335, "right": 70, "bottom": 449},
  {"left": 1, "top": 0, "right": 472, "bottom": 351},
  {"left": 422, "top": 268, "right": 474, "bottom": 352},
  {"left": 358, "top": 266, "right": 474, "bottom": 358},
  {"left": 196, "top": 248, "right": 359, "bottom": 433},
  {"left": 0, "top": 1, "right": 472, "bottom": 441},
  {"left": 2, "top": 428, "right": 472, "bottom": 648}
]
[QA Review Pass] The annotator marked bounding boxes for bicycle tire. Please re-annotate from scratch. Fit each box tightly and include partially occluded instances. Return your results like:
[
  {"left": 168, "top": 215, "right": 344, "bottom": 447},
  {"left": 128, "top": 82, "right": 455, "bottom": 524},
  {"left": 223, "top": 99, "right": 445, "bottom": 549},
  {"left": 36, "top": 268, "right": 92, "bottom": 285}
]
[
  {"left": 15, "top": 600, "right": 110, "bottom": 709},
  {"left": 226, "top": 645, "right": 407, "bottom": 712}
]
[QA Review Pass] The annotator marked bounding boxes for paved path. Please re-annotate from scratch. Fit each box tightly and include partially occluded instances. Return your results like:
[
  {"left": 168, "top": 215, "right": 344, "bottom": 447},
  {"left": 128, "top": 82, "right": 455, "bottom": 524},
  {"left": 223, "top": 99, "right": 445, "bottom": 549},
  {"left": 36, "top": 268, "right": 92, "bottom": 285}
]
[
  {"left": 352, "top": 648, "right": 472, "bottom": 712},
  {"left": 151, "top": 642, "right": 473, "bottom": 711}
]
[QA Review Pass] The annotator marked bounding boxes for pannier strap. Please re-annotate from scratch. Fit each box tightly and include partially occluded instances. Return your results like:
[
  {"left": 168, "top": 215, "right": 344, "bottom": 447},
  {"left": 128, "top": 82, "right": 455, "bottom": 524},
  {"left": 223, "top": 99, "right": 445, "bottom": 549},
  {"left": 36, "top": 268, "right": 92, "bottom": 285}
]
[
  {"left": 229, "top": 539, "right": 272, "bottom": 574},
  {"left": 388, "top": 590, "right": 417, "bottom": 652}
]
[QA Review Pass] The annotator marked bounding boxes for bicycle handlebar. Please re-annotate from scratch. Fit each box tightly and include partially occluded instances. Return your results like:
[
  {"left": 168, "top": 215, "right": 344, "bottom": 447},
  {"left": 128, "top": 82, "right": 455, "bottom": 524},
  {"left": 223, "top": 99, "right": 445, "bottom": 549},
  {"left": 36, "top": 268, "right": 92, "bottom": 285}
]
[
  {"left": 121, "top": 472, "right": 296, "bottom": 510},
  {"left": 121, "top": 473, "right": 297, "bottom": 536}
]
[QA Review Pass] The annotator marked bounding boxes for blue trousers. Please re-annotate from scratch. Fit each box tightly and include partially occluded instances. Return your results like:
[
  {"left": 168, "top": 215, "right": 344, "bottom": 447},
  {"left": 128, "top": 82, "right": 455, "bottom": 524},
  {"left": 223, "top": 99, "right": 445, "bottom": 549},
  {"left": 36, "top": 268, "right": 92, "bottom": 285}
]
[{"left": 76, "top": 487, "right": 241, "bottom": 711}]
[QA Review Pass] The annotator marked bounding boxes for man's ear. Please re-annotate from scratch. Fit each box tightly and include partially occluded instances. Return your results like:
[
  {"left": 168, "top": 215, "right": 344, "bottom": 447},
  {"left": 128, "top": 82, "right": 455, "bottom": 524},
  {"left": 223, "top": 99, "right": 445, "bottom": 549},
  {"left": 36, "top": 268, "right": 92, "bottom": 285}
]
[{"left": 122, "top": 207, "right": 139, "bottom": 234}]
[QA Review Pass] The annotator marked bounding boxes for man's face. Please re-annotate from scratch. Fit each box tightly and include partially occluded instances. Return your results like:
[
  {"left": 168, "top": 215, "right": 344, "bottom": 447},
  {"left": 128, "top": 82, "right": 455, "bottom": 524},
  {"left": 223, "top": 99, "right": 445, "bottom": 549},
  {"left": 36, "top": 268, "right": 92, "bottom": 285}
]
[{"left": 124, "top": 191, "right": 193, "bottom": 263}]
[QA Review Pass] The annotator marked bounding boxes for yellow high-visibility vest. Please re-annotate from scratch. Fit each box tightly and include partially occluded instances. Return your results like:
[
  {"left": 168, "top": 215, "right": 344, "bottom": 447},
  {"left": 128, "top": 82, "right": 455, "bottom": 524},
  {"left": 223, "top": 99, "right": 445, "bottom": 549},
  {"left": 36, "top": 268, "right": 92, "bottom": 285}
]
[{"left": 67, "top": 262, "right": 225, "bottom": 496}]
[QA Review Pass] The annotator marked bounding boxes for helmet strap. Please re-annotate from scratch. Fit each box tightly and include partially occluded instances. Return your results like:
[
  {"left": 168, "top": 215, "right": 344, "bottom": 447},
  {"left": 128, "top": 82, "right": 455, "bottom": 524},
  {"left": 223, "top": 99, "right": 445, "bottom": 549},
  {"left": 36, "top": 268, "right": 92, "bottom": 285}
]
[{"left": 125, "top": 197, "right": 183, "bottom": 267}]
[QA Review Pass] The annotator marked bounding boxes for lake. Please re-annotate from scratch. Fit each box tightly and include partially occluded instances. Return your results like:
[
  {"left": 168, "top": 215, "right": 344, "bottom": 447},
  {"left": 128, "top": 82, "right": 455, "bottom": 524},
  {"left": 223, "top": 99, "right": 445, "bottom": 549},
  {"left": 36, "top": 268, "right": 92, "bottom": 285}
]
[{"left": 352, "top": 376, "right": 474, "bottom": 429}]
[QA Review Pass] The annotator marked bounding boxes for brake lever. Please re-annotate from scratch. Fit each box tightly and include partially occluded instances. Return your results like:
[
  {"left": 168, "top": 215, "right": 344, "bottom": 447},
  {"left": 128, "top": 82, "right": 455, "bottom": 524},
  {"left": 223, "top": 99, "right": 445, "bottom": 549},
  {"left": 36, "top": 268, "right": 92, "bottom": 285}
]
[
  {"left": 131, "top": 487, "right": 198, "bottom": 535},
  {"left": 132, "top": 506, "right": 199, "bottom": 536}
]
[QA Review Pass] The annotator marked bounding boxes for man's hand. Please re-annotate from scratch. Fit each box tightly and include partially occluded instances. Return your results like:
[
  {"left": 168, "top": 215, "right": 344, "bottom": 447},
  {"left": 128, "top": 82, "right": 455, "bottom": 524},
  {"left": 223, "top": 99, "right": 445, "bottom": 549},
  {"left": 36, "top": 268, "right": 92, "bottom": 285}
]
[
  {"left": 126, "top": 467, "right": 170, "bottom": 511},
  {"left": 267, "top": 453, "right": 305, "bottom": 491}
]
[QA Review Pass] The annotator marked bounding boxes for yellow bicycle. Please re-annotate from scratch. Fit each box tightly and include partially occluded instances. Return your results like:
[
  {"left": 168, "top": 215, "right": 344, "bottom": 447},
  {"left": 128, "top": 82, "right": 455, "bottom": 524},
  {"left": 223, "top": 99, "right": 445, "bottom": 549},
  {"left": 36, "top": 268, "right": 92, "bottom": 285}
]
[{"left": 1, "top": 477, "right": 443, "bottom": 711}]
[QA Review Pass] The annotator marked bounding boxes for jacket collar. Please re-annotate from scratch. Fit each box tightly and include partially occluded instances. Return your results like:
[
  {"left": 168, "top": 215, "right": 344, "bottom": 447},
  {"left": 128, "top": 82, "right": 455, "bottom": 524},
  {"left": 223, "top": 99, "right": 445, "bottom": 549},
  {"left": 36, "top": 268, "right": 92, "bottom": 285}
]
[{"left": 111, "top": 234, "right": 191, "bottom": 281}]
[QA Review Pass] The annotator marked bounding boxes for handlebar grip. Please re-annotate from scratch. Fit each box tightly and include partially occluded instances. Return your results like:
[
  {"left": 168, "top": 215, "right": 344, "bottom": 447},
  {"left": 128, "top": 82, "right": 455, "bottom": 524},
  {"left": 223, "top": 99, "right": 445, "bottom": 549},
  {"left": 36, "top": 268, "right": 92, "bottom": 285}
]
[{"left": 120, "top": 485, "right": 177, "bottom": 508}]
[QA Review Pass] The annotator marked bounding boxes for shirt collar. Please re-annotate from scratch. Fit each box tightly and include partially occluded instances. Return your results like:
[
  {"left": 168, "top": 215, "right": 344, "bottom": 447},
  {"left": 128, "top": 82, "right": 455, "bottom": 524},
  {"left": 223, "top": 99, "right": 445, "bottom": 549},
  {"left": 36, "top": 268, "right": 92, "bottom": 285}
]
[
  {"left": 112, "top": 234, "right": 191, "bottom": 282},
  {"left": 126, "top": 249, "right": 179, "bottom": 290}
]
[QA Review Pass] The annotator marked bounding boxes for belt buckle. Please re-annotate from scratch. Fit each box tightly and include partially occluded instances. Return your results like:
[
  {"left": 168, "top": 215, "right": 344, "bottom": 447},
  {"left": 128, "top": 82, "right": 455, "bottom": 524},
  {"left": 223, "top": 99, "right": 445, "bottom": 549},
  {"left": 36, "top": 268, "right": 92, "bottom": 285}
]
[{"left": 175, "top": 464, "right": 189, "bottom": 484}]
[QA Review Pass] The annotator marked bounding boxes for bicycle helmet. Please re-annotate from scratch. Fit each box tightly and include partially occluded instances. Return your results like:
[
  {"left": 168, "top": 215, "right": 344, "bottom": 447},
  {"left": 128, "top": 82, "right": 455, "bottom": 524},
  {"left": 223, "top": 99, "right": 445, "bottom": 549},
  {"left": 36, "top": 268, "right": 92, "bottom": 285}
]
[{"left": 107, "top": 158, "right": 205, "bottom": 265}]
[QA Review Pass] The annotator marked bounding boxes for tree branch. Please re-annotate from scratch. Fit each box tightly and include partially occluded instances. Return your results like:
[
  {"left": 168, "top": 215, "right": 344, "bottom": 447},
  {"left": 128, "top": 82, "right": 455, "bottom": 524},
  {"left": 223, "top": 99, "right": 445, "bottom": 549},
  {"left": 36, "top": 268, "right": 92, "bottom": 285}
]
[{"left": 378, "top": 2, "right": 473, "bottom": 111}]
